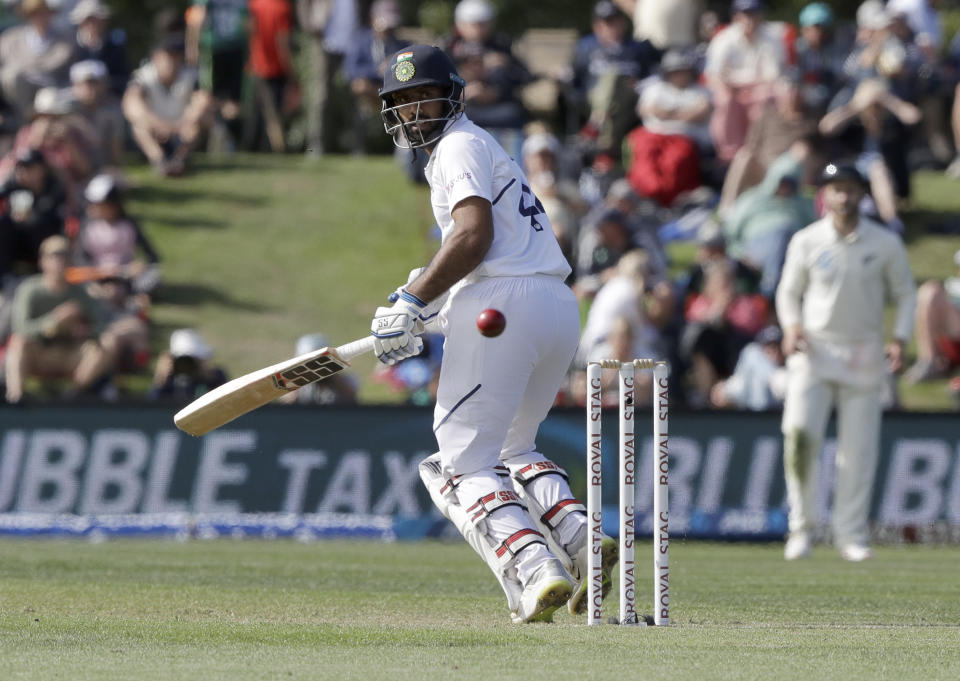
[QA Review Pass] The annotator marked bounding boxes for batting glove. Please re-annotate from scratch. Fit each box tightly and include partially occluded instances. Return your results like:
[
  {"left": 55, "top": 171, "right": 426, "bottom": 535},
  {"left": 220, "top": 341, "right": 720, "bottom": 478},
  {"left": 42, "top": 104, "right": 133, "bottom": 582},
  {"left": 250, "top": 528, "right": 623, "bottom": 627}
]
[
  {"left": 388, "top": 267, "right": 448, "bottom": 328},
  {"left": 371, "top": 290, "right": 425, "bottom": 365}
]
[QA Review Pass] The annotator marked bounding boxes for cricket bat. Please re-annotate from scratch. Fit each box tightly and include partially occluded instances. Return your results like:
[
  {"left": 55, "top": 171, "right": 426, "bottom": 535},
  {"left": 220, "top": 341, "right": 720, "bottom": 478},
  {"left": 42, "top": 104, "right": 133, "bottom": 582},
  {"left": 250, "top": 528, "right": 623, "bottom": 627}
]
[{"left": 174, "top": 335, "right": 376, "bottom": 436}]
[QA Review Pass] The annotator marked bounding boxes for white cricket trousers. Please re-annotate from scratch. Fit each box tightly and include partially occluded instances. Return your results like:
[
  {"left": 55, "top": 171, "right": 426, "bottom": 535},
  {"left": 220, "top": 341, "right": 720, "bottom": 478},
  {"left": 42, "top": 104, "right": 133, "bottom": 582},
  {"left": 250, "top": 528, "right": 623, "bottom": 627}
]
[
  {"left": 781, "top": 363, "right": 882, "bottom": 547},
  {"left": 435, "top": 275, "right": 581, "bottom": 581}
]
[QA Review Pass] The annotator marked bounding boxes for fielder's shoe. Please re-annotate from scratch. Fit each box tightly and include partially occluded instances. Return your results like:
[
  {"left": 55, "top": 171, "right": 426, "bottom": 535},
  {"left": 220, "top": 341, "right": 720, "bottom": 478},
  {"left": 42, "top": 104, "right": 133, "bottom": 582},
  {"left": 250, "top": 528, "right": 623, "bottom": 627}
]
[
  {"left": 513, "top": 558, "right": 573, "bottom": 624},
  {"left": 784, "top": 532, "right": 812, "bottom": 561},
  {"left": 568, "top": 534, "right": 619, "bottom": 615},
  {"left": 839, "top": 543, "right": 873, "bottom": 562}
]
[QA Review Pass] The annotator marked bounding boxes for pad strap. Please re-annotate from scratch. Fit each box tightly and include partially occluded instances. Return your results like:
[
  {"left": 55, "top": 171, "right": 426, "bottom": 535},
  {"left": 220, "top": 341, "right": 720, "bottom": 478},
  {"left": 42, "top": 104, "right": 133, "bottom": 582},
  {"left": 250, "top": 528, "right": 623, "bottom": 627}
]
[
  {"left": 439, "top": 465, "right": 509, "bottom": 497},
  {"left": 495, "top": 528, "right": 546, "bottom": 564},
  {"left": 513, "top": 461, "right": 569, "bottom": 486},
  {"left": 466, "top": 490, "right": 524, "bottom": 525},
  {"left": 540, "top": 499, "right": 587, "bottom": 530}
]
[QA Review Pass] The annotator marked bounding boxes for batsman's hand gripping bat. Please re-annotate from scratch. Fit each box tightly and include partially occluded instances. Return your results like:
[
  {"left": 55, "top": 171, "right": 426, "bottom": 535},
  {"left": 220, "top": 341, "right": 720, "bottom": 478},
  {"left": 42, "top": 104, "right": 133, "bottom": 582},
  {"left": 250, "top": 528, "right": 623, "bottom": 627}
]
[{"left": 174, "top": 335, "right": 377, "bottom": 436}]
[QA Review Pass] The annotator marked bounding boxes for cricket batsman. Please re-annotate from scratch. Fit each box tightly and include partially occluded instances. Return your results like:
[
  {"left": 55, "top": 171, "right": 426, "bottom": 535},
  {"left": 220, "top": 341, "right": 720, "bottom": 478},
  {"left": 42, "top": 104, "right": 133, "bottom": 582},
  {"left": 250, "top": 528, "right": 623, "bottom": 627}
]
[
  {"left": 776, "top": 163, "right": 916, "bottom": 562},
  {"left": 369, "top": 45, "right": 617, "bottom": 623}
]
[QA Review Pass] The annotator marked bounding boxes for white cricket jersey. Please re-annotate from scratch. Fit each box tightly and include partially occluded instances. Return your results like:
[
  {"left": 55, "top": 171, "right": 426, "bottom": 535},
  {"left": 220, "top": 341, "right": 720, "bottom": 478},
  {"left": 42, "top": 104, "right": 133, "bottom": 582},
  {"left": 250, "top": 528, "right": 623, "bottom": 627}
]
[
  {"left": 424, "top": 115, "right": 572, "bottom": 285},
  {"left": 776, "top": 216, "right": 916, "bottom": 345}
]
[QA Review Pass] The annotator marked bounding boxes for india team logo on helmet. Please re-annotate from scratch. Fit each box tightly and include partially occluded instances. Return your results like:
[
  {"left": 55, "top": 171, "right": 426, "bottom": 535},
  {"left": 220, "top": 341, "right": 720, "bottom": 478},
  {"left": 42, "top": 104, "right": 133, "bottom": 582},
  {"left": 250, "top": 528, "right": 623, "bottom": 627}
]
[
  {"left": 379, "top": 45, "right": 465, "bottom": 150},
  {"left": 395, "top": 52, "right": 416, "bottom": 82}
]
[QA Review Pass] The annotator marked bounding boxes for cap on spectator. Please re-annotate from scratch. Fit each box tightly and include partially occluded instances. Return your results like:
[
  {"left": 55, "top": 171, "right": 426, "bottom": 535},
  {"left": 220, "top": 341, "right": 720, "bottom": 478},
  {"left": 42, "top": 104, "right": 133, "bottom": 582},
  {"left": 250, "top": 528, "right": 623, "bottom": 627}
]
[
  {"left": 84, "top": 174, "right": 120, "bottom": 204},
  {"left": 40, "top": 234, "right": 70, "bottom": 257},
  {"left": 371, "top": 0, "right": 402, "bottom": 31},
  {"left": 154, "top": 32, "right": 186, "bottom": 55},
  {"left": 799, "top": 2, "right": 833, "bottom": 28},
  {"left": 70, "top": 59, "right": 108, "bottom": 84},
  {"left": 295, "top": 333, "right": 331, "bottom": 355},
  {"left": 606, "top": 178, "right": 635, "bottom": 202},
  {"left": 69, "top": 0, "right": 110, "bottom": 24},
  {"left": 661, "top": 49, "right": 697, "bottom": 74},
  {"left": 522, "top": 132, "right": 560, "bottom": 158},
  {"left": 454, "top": 0, "right": 495, "bottom": 25},
  {"left": 19, "top": 0, "right": 52, "bottom": 15},
  {"left": 731, "top": 0, "right": 764, "bottom": 14},
  {"left": 756, "top": 325, "right": 783, "bottom": 346},
  {"left": 819, "top": 162, "right": 867, "bottom": 186},
  {"left": 593, "top": 0, "right": 623, "bottom": 20},
  {"left": 697, "top": 221, "right": 726, "bottom": 249},
  {"left": 33, "top": 86, "right": 71, "bottom": 116},
  {"left": 15, "top": 148, "right": 45, "bottom": 167},
  {"left": 856, "top": 0, "right": 890, "bottom": 30},
  {"left": 170, "top": 329, "right": 214, "bottom": 360},
  {"left": 597, "top": 208, "right": 627, "bottom": 226}
]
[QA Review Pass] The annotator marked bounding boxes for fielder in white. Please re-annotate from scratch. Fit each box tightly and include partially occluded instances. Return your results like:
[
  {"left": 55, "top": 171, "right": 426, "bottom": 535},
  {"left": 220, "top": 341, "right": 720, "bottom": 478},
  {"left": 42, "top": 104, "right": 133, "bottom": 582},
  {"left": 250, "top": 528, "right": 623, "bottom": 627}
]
[
  {"left": 370, "top": 45, "right": 617, "bottom": 622},
  {"left": 775, "top": 163, "right": 916, "bottom": 562}
]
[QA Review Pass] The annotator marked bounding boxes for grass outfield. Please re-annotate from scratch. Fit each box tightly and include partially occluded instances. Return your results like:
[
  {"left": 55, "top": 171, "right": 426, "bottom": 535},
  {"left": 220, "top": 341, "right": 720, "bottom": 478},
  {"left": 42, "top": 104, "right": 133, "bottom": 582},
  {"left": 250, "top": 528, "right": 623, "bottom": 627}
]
[{"left": 1, "top": 539, "right": 958, "bottom": 680}]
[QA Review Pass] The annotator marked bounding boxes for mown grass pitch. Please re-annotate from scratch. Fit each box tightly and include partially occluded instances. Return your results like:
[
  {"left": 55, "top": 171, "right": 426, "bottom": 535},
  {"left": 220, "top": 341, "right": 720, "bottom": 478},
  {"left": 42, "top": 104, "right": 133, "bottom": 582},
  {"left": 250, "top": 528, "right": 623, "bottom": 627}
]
[{"left": 2, "top": 539, "right": 958, "bottom": 680}]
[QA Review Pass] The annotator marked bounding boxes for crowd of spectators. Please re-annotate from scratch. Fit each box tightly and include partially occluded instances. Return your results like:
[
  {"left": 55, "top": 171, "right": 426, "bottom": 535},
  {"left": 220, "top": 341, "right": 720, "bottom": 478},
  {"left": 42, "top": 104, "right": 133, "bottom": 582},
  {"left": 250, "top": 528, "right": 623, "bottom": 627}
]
[{"left": 0, "top": 0, "right": 958, "bottom": 409}]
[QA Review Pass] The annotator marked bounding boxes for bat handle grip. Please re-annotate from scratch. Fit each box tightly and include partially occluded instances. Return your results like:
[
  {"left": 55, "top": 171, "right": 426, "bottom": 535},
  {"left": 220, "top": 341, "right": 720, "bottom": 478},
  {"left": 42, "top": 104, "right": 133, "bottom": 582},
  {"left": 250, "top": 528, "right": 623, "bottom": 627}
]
[{"left": 335, "top": 335, "right": 377, "bottom": 361}]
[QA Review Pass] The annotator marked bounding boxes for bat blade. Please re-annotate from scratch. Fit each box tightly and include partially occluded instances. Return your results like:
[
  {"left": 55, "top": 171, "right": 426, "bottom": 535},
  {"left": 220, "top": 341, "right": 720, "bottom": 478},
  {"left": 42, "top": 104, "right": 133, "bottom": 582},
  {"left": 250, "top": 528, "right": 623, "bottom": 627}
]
[{"left": 174, "top": 335, "right": 375, "bottom": 436}]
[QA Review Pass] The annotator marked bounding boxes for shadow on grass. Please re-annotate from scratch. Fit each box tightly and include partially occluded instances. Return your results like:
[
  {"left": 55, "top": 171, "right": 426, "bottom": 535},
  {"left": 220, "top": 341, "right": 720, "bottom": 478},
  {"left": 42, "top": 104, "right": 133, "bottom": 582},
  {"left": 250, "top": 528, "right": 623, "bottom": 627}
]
[
  {"left": 130, "top": 184, "right": 266, "bottom": 208},
  {"left": 154, "top": 282, "right": 271, "bottom": 312},
  {"left": 146, "top": 214, "right": 231, "bottom": 230}
]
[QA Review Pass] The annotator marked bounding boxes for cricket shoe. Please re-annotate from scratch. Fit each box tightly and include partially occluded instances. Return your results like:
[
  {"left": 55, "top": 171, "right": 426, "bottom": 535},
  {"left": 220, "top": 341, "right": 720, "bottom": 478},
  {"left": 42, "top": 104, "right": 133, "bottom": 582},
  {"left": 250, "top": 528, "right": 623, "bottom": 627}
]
[
  {"left": 839, "top": 543, "right": 873, "bottom": 562},
  {"left": 784, "top": 532, "right": 812, "bottom": 561},
  {"left": 513, "top": 558, "right": 573, "bottom": 624},
  {"left": 568, "top": 534, "right": 618, "bottom": 615}
]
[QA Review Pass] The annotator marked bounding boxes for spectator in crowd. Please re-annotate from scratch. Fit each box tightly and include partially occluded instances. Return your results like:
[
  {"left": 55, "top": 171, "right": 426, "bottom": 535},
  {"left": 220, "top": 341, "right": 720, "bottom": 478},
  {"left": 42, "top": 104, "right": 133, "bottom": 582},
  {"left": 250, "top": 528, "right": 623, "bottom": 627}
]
[
  {"left": 710, "top": 323, "right": 787, "bottom": 410},
  {"left": 818, "top": 78, "right": 921, "bottom": 231},
  {"left": 1, "top": 86, "right": 97, "bottom": 208},
  {"left": 614, "top": 0, "right": 701, "bottom": 51},
  {"left": 186, "top": 0, "right": 249, "bottom": 141},
  {"left": 703, "top": 0, "right": 785, "bottom": 162},
  {"left": 719, "top": 70, "right": 820, "bottom": 213},
  {"left": 69, "top": 59, "right": 124, "bottom": 172},
  {"left": 576, "top": 249, "right": 661, "bottom": 369},
  {"left": 443, "top": 0, "right": 533, "bottom": 159},
  {"left": 296, "top": 0, "right": 358, "bottom": 156},
  {"left": 0, "top": 0, "right": 74, "bottom": 124},
  {"left": 521, "top": 129, "right": 585, "bottom": 265},
  {"left": 570, "top": 0, "right": 658, "bottom": 157},
  {"left": 776, "top": 162, "right": 916, "bottom": 562},
  {"left": 278, "top": 333, "right": 358, "bottom": 404},
  {"left": 794, "top": 3, "right": 848, "bottom": 115},
  {"left": 887, "top": 0, "right": 942, "bottom": 61},
  {"left": 568, "top": 315, "right": 651, "bottom": 409},
  {"left": 680, "top": 257, "right": 769, "bottom": 406},
  {"left": 70, "top": 0, "right": 130, "bottom": 97},
  {"left": 601, "top": 178, "right": 670, "bottom": 278},
  {"left": 122, "top": 35, "right": 216, "bottom": 177},
  {"left": 72, "top": 174, "right": 161, "bottom": 297},
  {"left": 680, "top": 222, "right": 761, "bottom": 301},
  {"left": 342, "top": 0, "right": 408, "bottom": 155},
  {"left": 722, "top": 152, "right": 816, "bottom": 299},
  {"left": 4, "top": 234, "right": 111, "bottom": 403},
  {"left": 572, "top": 207, "right": 635, "bottom": 300},
  {"left": 0, "top": 149, "right": 67, "bottom": 282},
  {"left": 244, "top": 0, "right": 296, "bottom": 152},
  {"left": 905, "top": 248, "right": 960, "bottom": 383},
  {"left": 626, "top": 48, "right": 710, "bottom": 207},
  {"left": 148, "top": 328, "right": 228, "bottom": 401}
]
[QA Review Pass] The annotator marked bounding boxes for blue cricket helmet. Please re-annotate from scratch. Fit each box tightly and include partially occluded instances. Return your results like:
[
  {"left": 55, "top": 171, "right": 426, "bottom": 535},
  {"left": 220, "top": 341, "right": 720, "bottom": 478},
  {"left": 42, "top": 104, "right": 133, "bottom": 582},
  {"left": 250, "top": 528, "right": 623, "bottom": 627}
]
[{"left": 379, "top": 44, "right": 465, "bottom": 149}]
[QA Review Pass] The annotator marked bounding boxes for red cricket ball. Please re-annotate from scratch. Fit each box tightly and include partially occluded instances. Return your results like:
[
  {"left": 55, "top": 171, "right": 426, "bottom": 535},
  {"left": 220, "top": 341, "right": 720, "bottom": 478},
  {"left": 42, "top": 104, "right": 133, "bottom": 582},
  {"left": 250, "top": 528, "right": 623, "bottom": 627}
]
[{"left": 476, "top": 308, "right": 506, "bottom": 337}]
